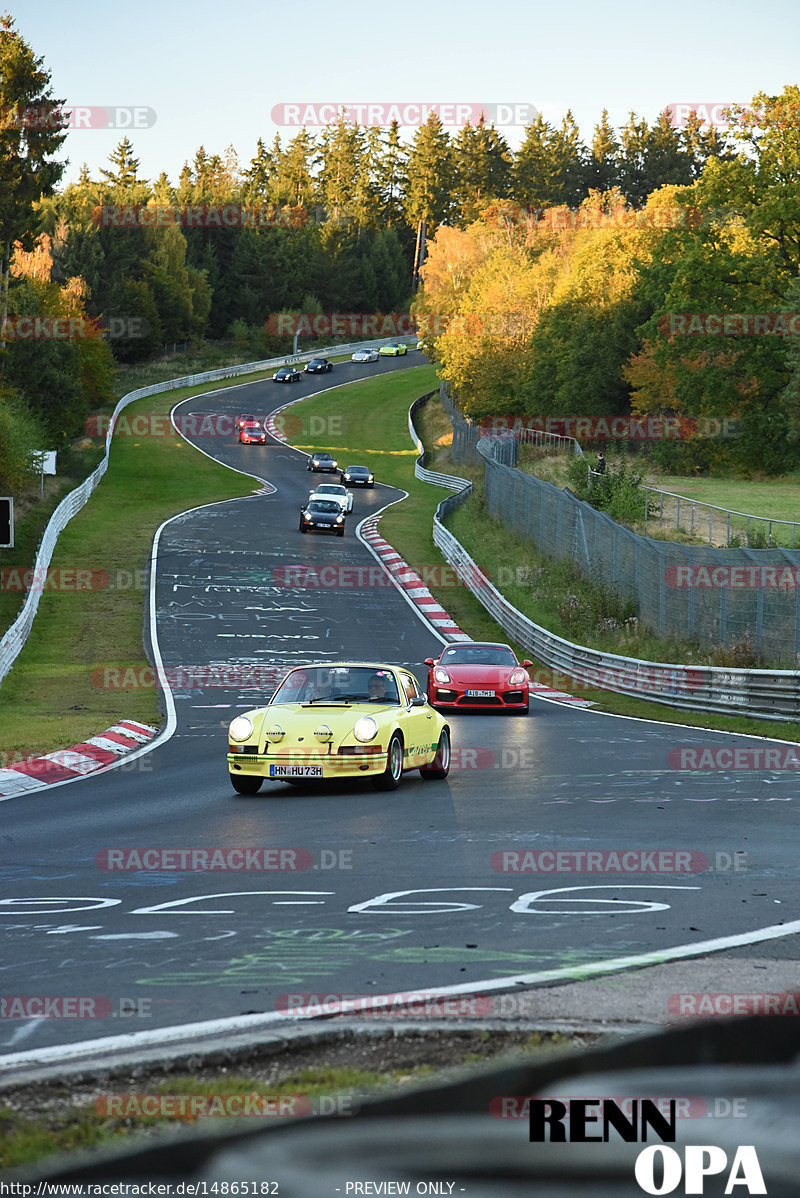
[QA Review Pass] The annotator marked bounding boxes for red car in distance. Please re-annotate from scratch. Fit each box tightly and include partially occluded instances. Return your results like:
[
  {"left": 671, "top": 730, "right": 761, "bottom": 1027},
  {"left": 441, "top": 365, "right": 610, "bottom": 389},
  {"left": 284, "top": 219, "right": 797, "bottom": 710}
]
[
  {"left": 238, "top": 416, "right": 267, "bottom": 444},
  {"left": 424, "top": 642, "right": 533, "bottom": 713}
]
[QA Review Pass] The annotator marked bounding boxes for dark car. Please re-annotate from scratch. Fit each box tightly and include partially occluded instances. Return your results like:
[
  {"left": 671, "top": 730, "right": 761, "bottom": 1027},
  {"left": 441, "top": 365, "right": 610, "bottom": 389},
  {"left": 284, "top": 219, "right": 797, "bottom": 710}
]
[
  {"left": 299, "top": 498, "right": 346, "bottom": 536},
  {"left": 340, "top": 464, "right": 375, "bottom": 488},
  {"left": 304, "top": 358, "right": 333, "bottom": 374},
  {"left": 273, "top": 366, "right": 302, "bottom": 383},
  {"left": 424, "top": 642, "right": 533, "bottom": 713},
  {"left": 238, "top": 417, "right": 267, "bottom": 445},
  {"left": 307, "top": 451, "right": 339, "bottom": 472}
]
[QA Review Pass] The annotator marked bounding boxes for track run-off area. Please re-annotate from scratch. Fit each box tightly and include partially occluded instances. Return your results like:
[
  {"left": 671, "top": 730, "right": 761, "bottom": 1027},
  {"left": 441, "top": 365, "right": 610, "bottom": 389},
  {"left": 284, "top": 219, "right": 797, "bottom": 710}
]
[{"left": 1, "top": 356, "right": 799, "bottom": 1059}]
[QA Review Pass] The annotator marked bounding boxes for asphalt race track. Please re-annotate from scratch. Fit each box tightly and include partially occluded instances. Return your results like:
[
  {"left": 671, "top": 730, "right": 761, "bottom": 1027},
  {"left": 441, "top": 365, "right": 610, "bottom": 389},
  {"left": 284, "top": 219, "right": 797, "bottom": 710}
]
[{"left": 1, "top": 356, "right": 799, "bottom": 1054}]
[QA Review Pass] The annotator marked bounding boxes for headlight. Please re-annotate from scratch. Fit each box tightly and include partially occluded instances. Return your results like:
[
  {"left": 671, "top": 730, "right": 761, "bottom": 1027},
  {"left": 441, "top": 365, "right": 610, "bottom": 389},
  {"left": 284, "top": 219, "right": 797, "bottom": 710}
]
[
  {"left": 314, "top": 724, "right": 333, "bottom": 742},
  {"left": 353, "top": 716, "right": 378, "bottom": 742},
  {"left": 509, "top": 668, "right": 528, "bottom": 686},
  {"left": 264, "top": 723, "right": 285, "bottom": 743},
  {"left": 229, "top": 716, "right": 254, "bottom": 742},
  {"left": 433, "top": 667, "right": 451, "bottom": 684},
  {"left": 335, "top": 515, "right": 344, "bottom": 523}
]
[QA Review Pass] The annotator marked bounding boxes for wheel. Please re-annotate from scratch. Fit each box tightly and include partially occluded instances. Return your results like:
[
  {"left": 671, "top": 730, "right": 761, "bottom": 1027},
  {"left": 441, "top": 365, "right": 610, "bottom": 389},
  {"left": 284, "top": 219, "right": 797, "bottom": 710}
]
[
  {"left": 230, "top": 773, "right": 263, "bottom": 795},
  {"left": 299, "top": 522, "right": 307, "bottom": 532},
  {"left": 372, "top": 733, "right": 403, "bottom": 791},
  {"left": 515, "top": 700, "right": 530, "bottom": 715},
  {"left": 337, "top": 527, "right": 344, "bottom": 537},
  {"left": 420, "top": 727, "right": 450, "bottom": 781}
]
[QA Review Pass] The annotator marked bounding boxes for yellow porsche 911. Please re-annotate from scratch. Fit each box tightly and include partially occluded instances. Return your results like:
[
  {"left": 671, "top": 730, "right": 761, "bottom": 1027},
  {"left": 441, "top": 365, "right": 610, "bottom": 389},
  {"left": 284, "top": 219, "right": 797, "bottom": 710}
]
[{"left": 227, "top": 662, "right": 451, "bottom": 794}]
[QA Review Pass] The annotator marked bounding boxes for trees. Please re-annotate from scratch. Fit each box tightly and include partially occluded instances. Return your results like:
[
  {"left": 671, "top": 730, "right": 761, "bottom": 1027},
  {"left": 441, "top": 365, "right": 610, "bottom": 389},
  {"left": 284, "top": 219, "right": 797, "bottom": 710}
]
[
  {"left": 0, "top": 12, "right": 68, "bottom": 345},
  {"left": 404, "top": 114, "right": 455, "bottom": 289}
]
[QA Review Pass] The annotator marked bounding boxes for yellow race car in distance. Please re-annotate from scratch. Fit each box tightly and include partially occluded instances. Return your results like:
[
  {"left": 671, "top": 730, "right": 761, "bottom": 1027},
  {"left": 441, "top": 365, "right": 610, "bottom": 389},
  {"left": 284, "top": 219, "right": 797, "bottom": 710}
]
[{"left": 227, "top": 662, "right": 451, "bottom": 794}]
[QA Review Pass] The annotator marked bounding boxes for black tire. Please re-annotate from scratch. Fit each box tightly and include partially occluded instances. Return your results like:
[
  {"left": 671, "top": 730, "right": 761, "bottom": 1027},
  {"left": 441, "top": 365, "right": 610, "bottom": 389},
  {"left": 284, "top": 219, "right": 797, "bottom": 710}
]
[
  {"left": 369, "top": 482, "right": 375, "bottom": 488},
  {"left": 337, "top": 527, "right": 344, "bottom": 537},
  {"left": 515, "top": 701, "right": 530, "bottom": 715},
  {"left": 230, "top": 773, "right": 263, "bottom": 795},
  {"left": 420, "top": 727, "right": 450, "bottom": 781},
  {"left": 372, "top": 733, "right": 403, "bottom": 791},
  {"left": 299, "top": 521, "right": 306, "bottom": 532}
]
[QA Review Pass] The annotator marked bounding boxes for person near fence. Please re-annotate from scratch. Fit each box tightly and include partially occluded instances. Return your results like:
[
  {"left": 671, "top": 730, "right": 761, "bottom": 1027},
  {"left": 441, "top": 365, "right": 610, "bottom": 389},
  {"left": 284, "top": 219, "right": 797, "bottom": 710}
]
[{"left": 595, "top": 451, "right": 606, "bottom": 474}]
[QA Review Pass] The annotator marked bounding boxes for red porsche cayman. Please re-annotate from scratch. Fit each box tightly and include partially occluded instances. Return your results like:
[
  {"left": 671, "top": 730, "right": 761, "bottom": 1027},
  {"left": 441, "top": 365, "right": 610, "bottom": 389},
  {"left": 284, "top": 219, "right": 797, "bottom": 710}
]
[{"left": 424, "top": 642, "right": 533, "bottom": 713}]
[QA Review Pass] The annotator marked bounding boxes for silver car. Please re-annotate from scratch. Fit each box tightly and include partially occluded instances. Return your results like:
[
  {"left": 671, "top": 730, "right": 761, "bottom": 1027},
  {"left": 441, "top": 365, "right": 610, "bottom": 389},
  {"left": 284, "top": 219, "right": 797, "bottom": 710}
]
[{"left": 351, "top": 347, "right": 379, "bottom": 363}]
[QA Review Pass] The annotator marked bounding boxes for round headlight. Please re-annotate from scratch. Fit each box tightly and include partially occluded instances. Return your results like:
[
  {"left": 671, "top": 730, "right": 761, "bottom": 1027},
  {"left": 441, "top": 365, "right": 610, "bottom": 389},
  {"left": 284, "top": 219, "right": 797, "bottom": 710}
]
[
  {"left": 353, "top": 716, "right": 378, "bottom": 743},
  {"left": 229, "top": 716, "right": 254, "bottom": 742},
  {"left": 264, "top": 723, "right": 285, "bottom": 743},
  {"left": 314, "top": 724, "right": 333, "bottom": 742},
  {"left": 509, "top": 668, "right": 528, "bottom": 686},
  {"left": 433, "top": 667, "right": 451, "bottom": 684}
]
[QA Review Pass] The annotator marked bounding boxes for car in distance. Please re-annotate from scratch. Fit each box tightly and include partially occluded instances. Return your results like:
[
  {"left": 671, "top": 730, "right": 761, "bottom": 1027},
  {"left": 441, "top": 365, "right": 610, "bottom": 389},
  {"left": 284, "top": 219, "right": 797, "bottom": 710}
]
[
  {"left": 340, "top": 465, "right": 374, "bottom": 488},
  {"left": 238, "top": 417, "right": 267, "bottom": 444},
  {"left": 351, "top": 347, "right": 379, "bottom": 363},
  {"left": 424, "top": 642, "right": 533, "bottom": 713},
  {"left": 308, "top": 482, "right": 354, "bottom": 513},
  {"left": 235, "top": 413, "right": 261, "bottom": 431},
  {"left": 304, "top": 357, "right": 333, "bottom": 374},
  {"left": 274, "top": 366, "right": 302, "bottom": 383},
  {"left": 299, "top": 498, "right": 346, "bottom": 536},
  {"left": 306, "top": 450, "right": 339, "bottom": 472},
  {"left": 227, "top": 661, "right": 451, "bottom": 794},
  {"left": 378, "top": 342, "right": 408, "bottom": 356}
]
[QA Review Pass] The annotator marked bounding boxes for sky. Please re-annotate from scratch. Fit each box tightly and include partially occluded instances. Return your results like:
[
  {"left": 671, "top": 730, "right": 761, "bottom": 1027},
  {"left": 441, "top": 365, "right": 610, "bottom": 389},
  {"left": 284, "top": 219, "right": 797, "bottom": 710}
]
[{"left": 14, "top": 0, "right": 800, "bottom": 186}]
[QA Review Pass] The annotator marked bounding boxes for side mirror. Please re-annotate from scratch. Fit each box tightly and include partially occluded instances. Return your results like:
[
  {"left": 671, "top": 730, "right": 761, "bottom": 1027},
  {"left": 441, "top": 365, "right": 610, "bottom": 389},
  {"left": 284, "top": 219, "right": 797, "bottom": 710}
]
[
  {"left": 423, "top": 658, "right": 435, "bottom": 667},
  {"left": 522, "top": 660, "right": 533, "bottom": 668},
  {"left": 410, "top": 696, "right": 427, "bottom": 707}
]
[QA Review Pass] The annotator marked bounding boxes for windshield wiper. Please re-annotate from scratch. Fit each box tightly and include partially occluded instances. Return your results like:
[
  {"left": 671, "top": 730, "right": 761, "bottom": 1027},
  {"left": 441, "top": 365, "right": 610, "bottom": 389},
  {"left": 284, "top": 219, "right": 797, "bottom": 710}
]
[{"left": 304, "top": 693, "right": 363, "bottom": 704}]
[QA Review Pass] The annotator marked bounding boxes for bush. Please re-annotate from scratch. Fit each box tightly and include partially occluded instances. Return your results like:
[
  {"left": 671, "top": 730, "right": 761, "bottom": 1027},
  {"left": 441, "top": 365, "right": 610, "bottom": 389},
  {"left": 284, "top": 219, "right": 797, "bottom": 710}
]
[{"left": 0, "top": 389, "right": 46, "bottom": 497}]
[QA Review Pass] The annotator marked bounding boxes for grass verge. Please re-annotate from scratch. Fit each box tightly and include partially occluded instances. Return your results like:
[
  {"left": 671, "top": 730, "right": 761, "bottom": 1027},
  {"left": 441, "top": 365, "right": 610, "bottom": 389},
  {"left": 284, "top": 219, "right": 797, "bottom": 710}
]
[
  {"left": 0, "top": 371, "right": 280, "bottom": 762},
  {"left": 0, "top": 1030, "right": 579, "bottom": 1170}
]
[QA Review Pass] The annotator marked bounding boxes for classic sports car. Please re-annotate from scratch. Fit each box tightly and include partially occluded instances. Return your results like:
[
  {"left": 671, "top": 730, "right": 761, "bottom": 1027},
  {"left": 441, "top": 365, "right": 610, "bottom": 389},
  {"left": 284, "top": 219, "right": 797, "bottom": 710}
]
[
  {"left": 304, "top": 358, "right": 333, "bottom": 374},
  {"left": 299, "top": 498, "right": 346, "bottom": 535},
  {"left": 340, "top": 464, "right": 374, "bottom": 487},
  {"left": 351, "top": 347, "right": 379, "bottom": 363},
  {"left": 424, "top": 642, "right": 533, "bottom": 712},
  {"left": 238, "top": 417, "right": 267, "bottom": 444},
  {"left": 227, "top": 662, "right": 451, "bottom": 793},
  {"left": 274, "top": 366, "right": 302, "bottom": 382},
  {"left": 378, "top": 342, "right": 408, "bottom": 356},
  {"left": 306, "top": 450, "right": 338, "bottom": 472},
  {"left": 308, "top": 482, "right": 354, "bottom": 512}
]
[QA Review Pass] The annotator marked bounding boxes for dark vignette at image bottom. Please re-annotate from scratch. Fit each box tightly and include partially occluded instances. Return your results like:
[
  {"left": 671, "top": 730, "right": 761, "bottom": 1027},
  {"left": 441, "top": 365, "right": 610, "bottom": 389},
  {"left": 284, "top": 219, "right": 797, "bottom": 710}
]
[{"left": 11, "top": 1016, "right": 800, "bottom": 1196}]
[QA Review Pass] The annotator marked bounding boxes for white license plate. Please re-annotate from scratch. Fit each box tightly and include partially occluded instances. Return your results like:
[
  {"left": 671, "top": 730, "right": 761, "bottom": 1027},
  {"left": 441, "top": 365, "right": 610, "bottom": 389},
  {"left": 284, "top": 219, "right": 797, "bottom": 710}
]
[
  {"left": 466, "top": 689, "right": 495, "bottom": 697},
  {"left": 269, "top": 764, "right": 323, "bottom": 777}
]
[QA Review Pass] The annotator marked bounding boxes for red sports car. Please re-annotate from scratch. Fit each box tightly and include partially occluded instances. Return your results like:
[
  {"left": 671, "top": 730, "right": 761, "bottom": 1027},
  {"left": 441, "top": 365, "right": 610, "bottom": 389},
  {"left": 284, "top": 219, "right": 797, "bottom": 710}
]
[{"left": 424, "top": 642, "right": 533, "bottom": 713}]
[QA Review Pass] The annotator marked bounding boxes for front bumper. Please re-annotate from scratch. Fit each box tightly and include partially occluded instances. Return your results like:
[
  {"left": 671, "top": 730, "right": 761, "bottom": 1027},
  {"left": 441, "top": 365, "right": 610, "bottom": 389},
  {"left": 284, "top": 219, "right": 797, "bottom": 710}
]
[
  {"left": 431, "top": 688, "right": 528, "bottom": 710},
  {"left": 228, "top": 748, "right": 387, "bottom": 780}
]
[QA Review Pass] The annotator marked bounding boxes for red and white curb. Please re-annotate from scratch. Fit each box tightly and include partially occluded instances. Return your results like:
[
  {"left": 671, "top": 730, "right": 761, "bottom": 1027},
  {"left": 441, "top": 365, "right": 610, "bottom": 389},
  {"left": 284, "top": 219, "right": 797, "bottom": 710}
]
[{"left": 0, "top": 719, "right": 159, "bottom": 796}]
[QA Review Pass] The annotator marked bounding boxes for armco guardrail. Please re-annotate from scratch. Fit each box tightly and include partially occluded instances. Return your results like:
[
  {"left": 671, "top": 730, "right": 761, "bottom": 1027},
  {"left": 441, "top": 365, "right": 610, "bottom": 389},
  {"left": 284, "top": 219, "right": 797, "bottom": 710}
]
[
  {"left": 408, "top": 396, "right": 800, "bottom": 722},
  {"left": 0, "top": 337, "right": 417, "bottom": 687}
]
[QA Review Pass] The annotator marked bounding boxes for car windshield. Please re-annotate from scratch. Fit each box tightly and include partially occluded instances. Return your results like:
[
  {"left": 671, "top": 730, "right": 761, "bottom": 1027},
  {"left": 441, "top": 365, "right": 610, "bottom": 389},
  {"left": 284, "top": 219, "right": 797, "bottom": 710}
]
[
  {"left": 441, "top": 645, "right": 517, "bottom": 667},
  {"left": 316, "top": 486, "right": 344, "bottom": 495},
  {"left": 315, "top": 453, "right": 332, "bottom": 461},
  {"left": 308, "top": 500, "right": 340, "bottom": 514},
  {"left": 271, "top": 666, "right": 401, "bottom": 705},
  {"left": 346, "top": 466, "right": 367, "bottom": 474}
]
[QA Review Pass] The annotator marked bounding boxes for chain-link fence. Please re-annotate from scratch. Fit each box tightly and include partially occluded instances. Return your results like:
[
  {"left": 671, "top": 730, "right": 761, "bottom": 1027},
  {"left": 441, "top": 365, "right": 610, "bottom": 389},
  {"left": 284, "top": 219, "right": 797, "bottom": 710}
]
[{"left": 440, "top": 386, "right": 800, "bottom": 664}]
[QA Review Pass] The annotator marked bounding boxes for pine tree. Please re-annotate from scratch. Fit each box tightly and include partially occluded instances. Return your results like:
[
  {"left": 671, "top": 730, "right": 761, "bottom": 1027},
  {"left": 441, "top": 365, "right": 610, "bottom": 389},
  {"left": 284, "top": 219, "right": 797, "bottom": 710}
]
[
  {"left": 404, "top": 114, "right": 455, "bottom": 289},
  {"left": 0, "top": 12, "right": 68, "bottom": 344}
]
